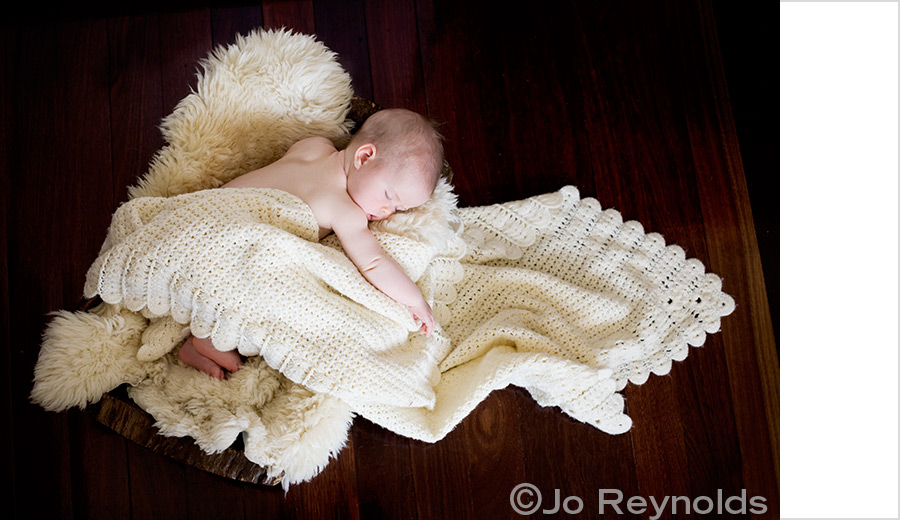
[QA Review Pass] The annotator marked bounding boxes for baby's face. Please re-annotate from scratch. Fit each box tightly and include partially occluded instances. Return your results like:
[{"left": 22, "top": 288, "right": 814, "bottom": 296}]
[{"left": 348, "top": 163, "right": 433, "bottom": 221}]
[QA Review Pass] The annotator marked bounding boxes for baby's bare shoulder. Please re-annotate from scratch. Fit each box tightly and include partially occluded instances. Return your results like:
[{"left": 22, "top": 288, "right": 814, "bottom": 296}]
[
  {"left": 284, "top": 136, "right": 337, "bottom": 160},
  {"left": 307, "top": 188, "right": 363, "bottom": 234}
]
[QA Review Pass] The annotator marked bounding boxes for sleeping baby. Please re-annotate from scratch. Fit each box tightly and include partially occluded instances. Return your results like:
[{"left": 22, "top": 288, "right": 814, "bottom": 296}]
[{"left": 178, "top": 108, "right": 444, "bottom": 379}]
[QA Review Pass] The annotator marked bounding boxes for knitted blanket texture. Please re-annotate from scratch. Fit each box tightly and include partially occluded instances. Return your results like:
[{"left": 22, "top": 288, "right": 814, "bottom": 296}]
[{"left": 30, "top": 29, "right": 735, "bottom": 487}]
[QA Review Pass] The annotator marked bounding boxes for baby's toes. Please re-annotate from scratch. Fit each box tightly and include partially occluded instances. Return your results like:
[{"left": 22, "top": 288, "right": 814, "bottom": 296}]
[
  {"left": 218, "top": 351, "right": 243, "bottom": 374},
  {"left": 179, "top": 347, "right": 226, "bottom": 379}
]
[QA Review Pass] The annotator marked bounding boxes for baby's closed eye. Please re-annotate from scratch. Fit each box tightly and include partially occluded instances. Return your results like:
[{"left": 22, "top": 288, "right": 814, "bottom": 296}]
[{"left": 385, "top": 190, "right": 405, "bottom": 211}]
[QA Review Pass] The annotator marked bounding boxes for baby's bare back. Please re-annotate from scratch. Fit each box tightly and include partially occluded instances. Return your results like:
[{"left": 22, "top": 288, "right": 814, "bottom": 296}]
[{"left": 223, "top": 137, "right": 358, "bottom": 238}]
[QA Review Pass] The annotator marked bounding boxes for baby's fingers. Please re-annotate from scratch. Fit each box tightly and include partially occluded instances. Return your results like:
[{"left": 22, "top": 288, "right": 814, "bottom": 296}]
[
  {"left": 412, "top": 308, "right": 435, "bottom": 336},
  {"left": 422, "top": 316, "right": 435, "bottom": 336},
  {"left": 422, "top": 322, "right": 435, "bottom": 337},
  {"left": 426, "top": 314, "right": 436, "bottom": 336}
]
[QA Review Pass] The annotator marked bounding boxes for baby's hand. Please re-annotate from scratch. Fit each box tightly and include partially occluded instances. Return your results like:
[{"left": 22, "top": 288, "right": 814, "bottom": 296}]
[{"left": 409, "top": 301, "right": 435, "bottom": 337}]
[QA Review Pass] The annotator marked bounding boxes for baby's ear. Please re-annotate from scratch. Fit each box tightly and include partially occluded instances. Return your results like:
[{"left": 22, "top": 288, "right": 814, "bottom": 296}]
[{"left": 355, "top": 143, "right": 377, "bottom": 167}]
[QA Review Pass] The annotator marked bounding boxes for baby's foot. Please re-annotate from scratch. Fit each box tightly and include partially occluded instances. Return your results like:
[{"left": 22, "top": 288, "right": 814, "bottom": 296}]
[
  {"left": 189, "top": 335, "right": 243, "bottom": 373},
  {"left": 178, "top": 338, "right": 225, "bottom": 379},
  {"left": 177, "top": 335, "right": 242, "bottom": 379}
]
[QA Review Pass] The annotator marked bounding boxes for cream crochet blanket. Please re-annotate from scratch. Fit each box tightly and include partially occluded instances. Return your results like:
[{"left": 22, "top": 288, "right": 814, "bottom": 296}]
[{"left": 31, "top": 29, "right": 734, "bottom": 487}]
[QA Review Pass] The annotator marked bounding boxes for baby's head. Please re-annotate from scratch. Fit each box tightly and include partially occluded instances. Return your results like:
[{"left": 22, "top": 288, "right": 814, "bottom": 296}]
[{"left": 346, "top": 108, "right": 444, "bottom": 220}]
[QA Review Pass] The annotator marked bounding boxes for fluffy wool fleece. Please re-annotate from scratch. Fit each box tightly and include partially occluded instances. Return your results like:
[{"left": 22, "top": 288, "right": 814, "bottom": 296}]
[{"left": 32, "top": 28, "right": 735, "bottom": 487}]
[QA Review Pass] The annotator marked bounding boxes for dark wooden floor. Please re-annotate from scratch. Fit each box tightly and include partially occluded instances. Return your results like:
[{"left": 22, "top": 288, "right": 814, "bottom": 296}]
[{"left": 1, "top": 1, "right": 779, "bottom": 518}]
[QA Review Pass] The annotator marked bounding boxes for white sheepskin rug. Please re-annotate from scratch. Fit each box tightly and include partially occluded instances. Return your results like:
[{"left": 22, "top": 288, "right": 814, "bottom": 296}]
[{"left": 31, "top": 28, "right": 734, "bottom": 488}]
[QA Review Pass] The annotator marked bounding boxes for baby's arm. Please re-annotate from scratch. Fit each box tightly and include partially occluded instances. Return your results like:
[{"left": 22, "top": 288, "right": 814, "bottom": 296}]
[{"left": 332, "top": 211, "right": 435, "bottom": 336}]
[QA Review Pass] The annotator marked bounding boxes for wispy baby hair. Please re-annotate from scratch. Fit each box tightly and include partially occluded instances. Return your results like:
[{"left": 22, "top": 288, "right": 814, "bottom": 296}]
[{"left": 350, "top": 108, "right": 445, "bottom": 186}]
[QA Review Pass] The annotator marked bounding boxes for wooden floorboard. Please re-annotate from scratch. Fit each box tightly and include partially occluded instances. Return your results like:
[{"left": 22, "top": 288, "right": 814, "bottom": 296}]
[{"left": 2, "top": 1, "right": 779, "bottom": 518}]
